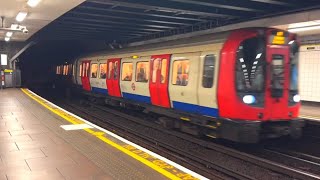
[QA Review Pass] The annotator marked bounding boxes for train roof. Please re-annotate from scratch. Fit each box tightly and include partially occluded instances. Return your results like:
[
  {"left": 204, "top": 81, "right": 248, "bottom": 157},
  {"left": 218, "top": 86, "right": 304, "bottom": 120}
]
[{"left": 76, "top": 27, "right": 287, "bottom": 60}]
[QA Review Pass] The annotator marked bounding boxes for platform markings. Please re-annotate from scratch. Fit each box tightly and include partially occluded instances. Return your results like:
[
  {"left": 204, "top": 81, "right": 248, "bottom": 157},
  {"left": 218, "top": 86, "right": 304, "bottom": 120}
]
[
  {"left": 60, "top": 124, "right": 93, "bottom": 131},
  {"left": 300, "top": 115, "right": 320, "bottom": 121},
  {"left": 21, "top": 88, "right": 209, "bottom": 180}
]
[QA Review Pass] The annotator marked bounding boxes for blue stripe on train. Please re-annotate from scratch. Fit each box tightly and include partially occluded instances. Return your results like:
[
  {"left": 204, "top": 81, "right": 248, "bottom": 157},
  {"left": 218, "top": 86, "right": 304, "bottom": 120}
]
[
  {"left": 91, "top": 87, "right": 108, "bottom": 95},
  {"left": 122, "top": 92, "right": 151, "bottom": 104},
  {"left": 172, "top": 101, "right": 219, "bottom": 117},
  {"left": 92, "top": 90, "right": 218, "bottom": 117}
]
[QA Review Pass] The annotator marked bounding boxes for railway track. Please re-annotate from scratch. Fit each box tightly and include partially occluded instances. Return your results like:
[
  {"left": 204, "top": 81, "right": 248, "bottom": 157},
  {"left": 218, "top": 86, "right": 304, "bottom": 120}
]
[{"left": 57, "top": 99, "right": 320, "bottom": 180}]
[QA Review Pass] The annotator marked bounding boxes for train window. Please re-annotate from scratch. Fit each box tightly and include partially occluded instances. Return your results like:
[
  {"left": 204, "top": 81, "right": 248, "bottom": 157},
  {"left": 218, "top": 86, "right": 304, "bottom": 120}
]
[
  {"left": 152, "top": 58, "right": 160, "bottom": 83},
  {"left": 85, "top": 63, "right": 90, "bottom": 77},
  {"left": 289, "top": 40, "right": 299, "bottom": 91},
  {"left": 236, "top": 37, "right": 265, "bottom": 92},
  {"left": 161, "top": 59, "right": 167, "bottom": 84},
  {"left": 56, "top": 66, "right": 59, "bottom": 75},
  {"left": 122, "top": 62, "right": 133, "bottom": 81},
  {"left": 82, "top": 64, "right": 86, "bottom": 77},
  {"left": 172, "top": 60, "right": 190, "bottom": 86},
  {"left": 68, "top": 64, "right": 73, "bottom": 75},
  {"left": 202, "top": 54, "right": 215, "bottom": 88},
  {"left": 91, "top": 64, "right": 98, "bottom": 78},
  {"left": 65, "top": 65, "right": 69, "bottom": 76},
  {"left": 60, "top": 65, "right": 63, "bottom": 75},
  {"left": 63, "top": 65, "right": 66, "bottom": 75},
  {"left": 136, "top": 61, "right": 149, "bottom": 82},
  {"left": 79, "top": 64, "right": 83, "bottom": 77},
  {"left": 108, "top": 62, "right": 112, "bottom": 79},
  {"left": 72, "top": 64, "right": 75, "bottom": 76},
  {"left": 99, "top": 63, "right": 107, "bottom": 79},
  {"left": 114, "top": 61, "right": 119, "bottom": 79}
]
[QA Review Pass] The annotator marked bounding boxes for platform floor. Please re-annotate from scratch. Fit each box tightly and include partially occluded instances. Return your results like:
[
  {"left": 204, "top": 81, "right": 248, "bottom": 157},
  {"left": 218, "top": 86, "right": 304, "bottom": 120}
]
[
  {"left": 0, "top": 89, "right": 178, "bottom": 180},
  {"left": 301, "top": 103, "right": 320, "bottom": 121}
]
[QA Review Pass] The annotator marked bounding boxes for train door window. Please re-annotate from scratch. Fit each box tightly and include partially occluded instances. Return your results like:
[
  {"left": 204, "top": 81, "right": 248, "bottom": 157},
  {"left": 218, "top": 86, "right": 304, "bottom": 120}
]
[
  {"left": 172, "top": 60, "right": 190, "bottom": 86},
  {"left": 61, "top": 66, "right": 63, "bottom": 75},
  {"left": 72, "top": 64, "right": 75, "bottom": 76},
  {"left": 152, "top": 58, "right": 160, "bottom": 83},
  {"left": 121, "top": 62, "right": 133, "bottom": 81},
  {"left": 68, "top": 64, "right": 73, "bottom": 75},
  {"left": 161, "top": 59, "right": 167, "bottom": 84},
  {"left": 99, "top": 63, "right": 107, "bottom": 79},
  {"left": 91, "top": 63, "right": 98, "bottom": 78},
  {"left": 202, "top": 54, "right": 215, "bottom": 88},
  {"left": 136, "top": 61, "right": 149, "bottom": 82},
  {"left": 114, "top": 61, "right": 119, "bottom": 79},
  {"left": 85, "top": 63, "right": 90, "bottom": 77},
  {"left": 108, "top": 62, "right": 112, "bottom": 79},
  {"left": 83, "top": 63, "right": 86, "bottom": 77},
  {"left": 79, "top": 64, "right": 83, "bottom": 77}
]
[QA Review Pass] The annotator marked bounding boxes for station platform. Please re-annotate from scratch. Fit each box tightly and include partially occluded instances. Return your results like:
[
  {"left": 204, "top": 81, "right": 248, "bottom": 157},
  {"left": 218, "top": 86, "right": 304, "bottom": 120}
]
[
  {"left": 301, "top": 103, "right": 320, "bottom": 122},
  {"left": 0, "top": 88, "right": 206, "bottom": 180}
]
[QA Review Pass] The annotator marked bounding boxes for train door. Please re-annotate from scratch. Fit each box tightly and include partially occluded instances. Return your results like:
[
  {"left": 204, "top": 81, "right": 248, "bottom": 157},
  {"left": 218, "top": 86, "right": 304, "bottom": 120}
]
[
  {"left": 106, "top": 58, "right": 121, "bottom": 97},
  {"left": 149, "top": 54, "right": 171, "bottom": 108},
  {"left": 266, "top": 46, "right": 290, "bottom": 119},
  {"left": 81, "top": 60, "right": 91, "bottom": 91}
]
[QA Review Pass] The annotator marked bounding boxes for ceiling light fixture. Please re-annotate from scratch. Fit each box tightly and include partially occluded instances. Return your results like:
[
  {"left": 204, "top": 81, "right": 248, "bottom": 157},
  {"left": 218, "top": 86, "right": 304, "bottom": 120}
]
[
  {"left": 4, "top": 37, "right": 10, "bottom": 42},
  {"left": 27, "top": 0, "right": 41, "bottom": 7},
  {"left": 6, "top": 32, "right": 13, "bottom": 37},
  {"left": 288, "top": 25, "right": 320, "bottom": 33},
  {"left": 16, "top": 12, "right": 28, "bottom": 22}
]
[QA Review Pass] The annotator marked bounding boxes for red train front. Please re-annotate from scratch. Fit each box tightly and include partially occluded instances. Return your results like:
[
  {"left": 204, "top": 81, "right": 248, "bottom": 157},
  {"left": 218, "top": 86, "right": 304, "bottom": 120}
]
[{"left": 217, "top": 28, "right": 303, "bottom": 142}]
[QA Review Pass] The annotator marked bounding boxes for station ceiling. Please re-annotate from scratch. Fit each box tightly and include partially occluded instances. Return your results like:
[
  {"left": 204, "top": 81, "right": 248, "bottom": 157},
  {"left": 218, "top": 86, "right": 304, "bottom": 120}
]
[{"left": 32, "top": 0, "right": 320, "bottom": 44}]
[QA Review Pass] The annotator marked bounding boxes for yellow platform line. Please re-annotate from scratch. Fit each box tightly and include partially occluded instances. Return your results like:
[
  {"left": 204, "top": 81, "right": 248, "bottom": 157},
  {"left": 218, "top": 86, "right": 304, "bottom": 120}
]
[{"left": 21, "top": 88, "right": 204, "bottom": 180}]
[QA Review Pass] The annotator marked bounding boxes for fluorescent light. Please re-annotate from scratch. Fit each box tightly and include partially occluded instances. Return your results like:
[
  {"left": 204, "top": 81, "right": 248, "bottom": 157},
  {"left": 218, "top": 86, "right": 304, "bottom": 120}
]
[
  {"left": 253, "top": 61, "right": 258, "bottom": 65},
  {"left": 27, "top": 0, "right": 41, "bottom": 7},
  {"left": 242, "top": 64, "right": 246, "bottom": 68},
  {"left": 6, "top": 32, "right": 13, "bottom": 37},
  {"left": 255, "top": 53, "right": 262, "bottom": 59},
  {"left": 1, "top": 54, "right": 8, "bottom": 65},
  {"left": 288, "top": 40, "right": 294, "bottom": 44},
  {"left": 16, "top": 12, "right": 28, "bottom": 22},
  {"left": 239, "top": 58, "right": 244, "bottom": 62},
  {"left": 4, "top": 37, "right": 10, "bottom": 42},
  {"left": 288, "top": 25, "right": 320, "bottom": 33}
]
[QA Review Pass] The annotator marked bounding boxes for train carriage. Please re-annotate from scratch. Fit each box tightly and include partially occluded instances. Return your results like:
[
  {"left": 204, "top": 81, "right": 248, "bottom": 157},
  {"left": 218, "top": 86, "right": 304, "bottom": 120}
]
[{"left": 56, "top": 28, "right": 304, "bottom": 143}]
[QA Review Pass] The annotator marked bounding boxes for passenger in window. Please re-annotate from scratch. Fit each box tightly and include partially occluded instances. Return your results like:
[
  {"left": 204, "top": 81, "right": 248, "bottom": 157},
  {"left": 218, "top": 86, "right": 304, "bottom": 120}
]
[
  {"left": 92, "top": 72, "right": 97, "bottom": 78},
  {"left": 124, "top": 73, "right": 132, "bottom": 81},
  {"left": 101, "top": 72, "right": 106, "bottom": 79},
  {"left": 137, "top": 66, "right": 147, "bottom": 82}
]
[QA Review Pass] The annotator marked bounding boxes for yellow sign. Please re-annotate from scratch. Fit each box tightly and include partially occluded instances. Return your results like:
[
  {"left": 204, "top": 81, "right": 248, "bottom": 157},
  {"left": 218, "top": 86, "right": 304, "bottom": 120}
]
[
  {"left": 132, "top": 55, "right": 140, "bottom": 59},
  {"left": 4, "top": 69, "right": 13, "bottom": 73},
  {"left": 272, "top": 31, "right": 285, "bottom": 45}
]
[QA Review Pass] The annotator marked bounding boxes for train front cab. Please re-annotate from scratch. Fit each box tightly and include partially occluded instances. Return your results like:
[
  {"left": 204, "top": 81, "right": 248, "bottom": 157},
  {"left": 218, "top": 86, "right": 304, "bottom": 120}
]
[{"left": 217, "top": 28, "right": 304, "bottom": 143}]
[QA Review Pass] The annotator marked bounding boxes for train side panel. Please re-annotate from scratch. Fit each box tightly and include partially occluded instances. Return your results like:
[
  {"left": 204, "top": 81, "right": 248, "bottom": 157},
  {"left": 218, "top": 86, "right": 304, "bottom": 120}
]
[
  {"left": 196, "top": 51, "right": 220, "bottom": 117},
  {"left": 120, "top": 57, "right": 151, "bottom": 103},
  {"left": 89, "top": 58, "right": 108, "bottom": 95},
  {"left": 168, "top": 52, "right": 200, "bottom": 113}
]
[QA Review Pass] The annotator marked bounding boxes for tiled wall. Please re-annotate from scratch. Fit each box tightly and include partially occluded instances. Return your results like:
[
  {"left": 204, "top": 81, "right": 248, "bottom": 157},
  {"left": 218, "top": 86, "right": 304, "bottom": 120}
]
[{"left": 299, "top": 45, "right": 320, "bottom": 102}]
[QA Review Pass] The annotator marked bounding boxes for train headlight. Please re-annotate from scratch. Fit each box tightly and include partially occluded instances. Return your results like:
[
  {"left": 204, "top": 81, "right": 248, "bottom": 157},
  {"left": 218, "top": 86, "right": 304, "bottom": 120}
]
[
  {"left": 293, "top": 94, "right": 300, "bottom": 103},
  {"left": 243, "top": 95, "right": 256, "bottom": 104}
]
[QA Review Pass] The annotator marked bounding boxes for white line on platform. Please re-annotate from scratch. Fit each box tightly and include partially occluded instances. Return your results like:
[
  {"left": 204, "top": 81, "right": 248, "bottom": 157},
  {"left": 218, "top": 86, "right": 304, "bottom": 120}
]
[{"left": 60, "top": 124, "right": 93, "bottom": 131}]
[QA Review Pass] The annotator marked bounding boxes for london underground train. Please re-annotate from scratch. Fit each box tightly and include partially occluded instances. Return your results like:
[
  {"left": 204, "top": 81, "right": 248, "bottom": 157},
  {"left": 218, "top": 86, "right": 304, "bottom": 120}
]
[{"left": 56, "top": 28, "right": 303, "bottom": 143}]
